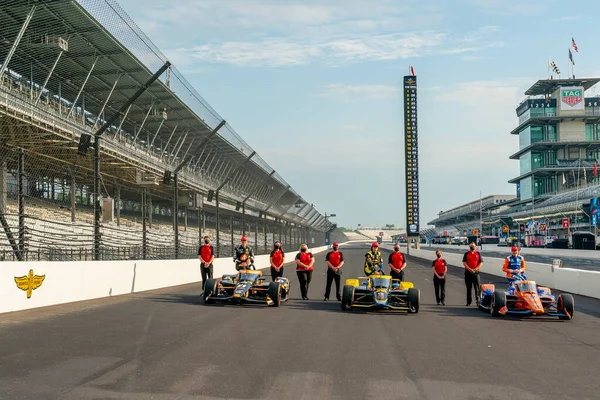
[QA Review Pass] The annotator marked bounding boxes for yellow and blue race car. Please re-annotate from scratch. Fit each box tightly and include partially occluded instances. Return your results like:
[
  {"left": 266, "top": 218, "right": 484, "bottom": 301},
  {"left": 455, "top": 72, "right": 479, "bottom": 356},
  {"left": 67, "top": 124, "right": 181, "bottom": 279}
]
[
  {"left": 341, "top": 275, "right": 420, "bottom": 313},
  {"left": 203, "top": 270, "right": 289, "bottom": 307}
]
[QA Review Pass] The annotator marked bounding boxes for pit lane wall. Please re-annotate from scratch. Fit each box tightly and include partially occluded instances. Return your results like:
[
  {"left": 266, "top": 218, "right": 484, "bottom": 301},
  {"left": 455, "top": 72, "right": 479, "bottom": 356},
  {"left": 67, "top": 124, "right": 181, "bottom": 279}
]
[
  {"left": 0, "top": 244, "right": 334, "bottom": 315},
  {"left": 404, "top": 246, "right": 600, "bottom": 299}
]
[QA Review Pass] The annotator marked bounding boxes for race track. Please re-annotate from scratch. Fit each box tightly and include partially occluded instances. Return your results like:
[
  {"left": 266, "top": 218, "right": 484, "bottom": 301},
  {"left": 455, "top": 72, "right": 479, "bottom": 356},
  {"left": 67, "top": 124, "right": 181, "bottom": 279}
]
[{"left": 1, "top": 243, "right": 599, "bottom": 400}]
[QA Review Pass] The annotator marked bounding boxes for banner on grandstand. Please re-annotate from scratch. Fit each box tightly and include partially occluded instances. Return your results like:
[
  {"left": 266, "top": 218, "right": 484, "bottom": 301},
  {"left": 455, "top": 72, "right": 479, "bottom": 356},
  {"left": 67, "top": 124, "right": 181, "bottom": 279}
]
[
  {"left": 404, "top": 75, "right": 419, "bottom": 235},
  {"left": 560, "top": 86, "right": 584, "bottom": 111}
]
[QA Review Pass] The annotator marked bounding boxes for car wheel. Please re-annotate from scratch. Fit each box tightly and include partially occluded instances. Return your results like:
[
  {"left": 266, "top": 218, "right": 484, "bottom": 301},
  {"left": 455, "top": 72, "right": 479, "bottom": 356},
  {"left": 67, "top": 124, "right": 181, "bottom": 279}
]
[
  {"left": 341, "top": 285, "right": 354, "bottom": 311},
  {"left": 407, "top": 288, "right": 420, "bottom": 314},
  {"left": 203, "top": 278, "right": 217, "bottom": 304},
  {"left": 491, "top": 290, "right": 506, "bottom": 316},
  {"left": 268, "top": 282, "right": 281, "bottom": 307},
  {"left": 557, "top": 293, "right": 574, "bottom": 320}
]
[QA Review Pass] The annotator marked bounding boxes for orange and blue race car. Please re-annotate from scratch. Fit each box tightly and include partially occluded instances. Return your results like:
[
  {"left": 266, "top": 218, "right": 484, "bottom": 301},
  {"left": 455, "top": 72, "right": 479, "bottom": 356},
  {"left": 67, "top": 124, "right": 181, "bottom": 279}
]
[{"left": 479, "top": 273, "right": 574, "bottom": 320}]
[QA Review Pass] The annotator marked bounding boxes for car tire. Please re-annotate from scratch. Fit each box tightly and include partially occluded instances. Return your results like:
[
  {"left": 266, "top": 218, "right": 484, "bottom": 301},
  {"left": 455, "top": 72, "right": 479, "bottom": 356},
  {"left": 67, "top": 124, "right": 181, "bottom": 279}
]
[
  {"left": 268, "top": 281, "right": 281, "bottom": 307},
  {"left": 341, "top": 285, "right": 354, "bottom": 311},
  {"left": 491, "top": 290, "right": 506, "bottom": 316},
  {"left": 407, "top": 288, "right": 420, "bottom": 313},
  {"left": 203, "top": 278, "right": 217, "bottom": 304},
  {"left": 557, "top": 293, "right": 574, "bottom": 320}
]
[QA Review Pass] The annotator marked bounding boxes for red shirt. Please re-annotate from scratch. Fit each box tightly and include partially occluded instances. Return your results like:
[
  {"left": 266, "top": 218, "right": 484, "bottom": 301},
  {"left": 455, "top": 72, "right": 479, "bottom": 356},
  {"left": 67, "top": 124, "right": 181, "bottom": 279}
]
[
  {"left": 296, "top": 252, "right": 314, "bottom": 271},
  {"left": 198, "top": 245, "right": 214, "bottom": 263},
  {"left": 326, "top": 250, "right": 343, "bottom": 267},
  {"left": 271, "top": 249, "right": 284, "bottom": 267},
  {"left": 463, "top": 251, "right": 482, "bottom": 269},
  {"left": 388, "top": 251, "right": 405, "bottom": 268},
  {"left": 432, "top": 258, "right": 447, "bottom": 275}
]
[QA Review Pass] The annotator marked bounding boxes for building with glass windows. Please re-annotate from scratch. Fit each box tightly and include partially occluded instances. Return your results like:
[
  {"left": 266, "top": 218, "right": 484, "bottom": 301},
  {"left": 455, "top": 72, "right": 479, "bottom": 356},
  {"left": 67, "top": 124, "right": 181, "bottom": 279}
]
[{"left": 509, "top": 78, "right": 600, "bottom": 202}]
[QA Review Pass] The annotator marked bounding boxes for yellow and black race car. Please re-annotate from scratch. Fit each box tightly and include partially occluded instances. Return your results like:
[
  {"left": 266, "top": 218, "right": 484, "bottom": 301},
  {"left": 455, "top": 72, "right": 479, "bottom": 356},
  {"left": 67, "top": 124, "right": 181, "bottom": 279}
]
[
  {"left": 203, "top": 270, "right": 290, "bottom": 307},
  {"left": 341, "top": 275, "right": 420, "bottom": 313}
]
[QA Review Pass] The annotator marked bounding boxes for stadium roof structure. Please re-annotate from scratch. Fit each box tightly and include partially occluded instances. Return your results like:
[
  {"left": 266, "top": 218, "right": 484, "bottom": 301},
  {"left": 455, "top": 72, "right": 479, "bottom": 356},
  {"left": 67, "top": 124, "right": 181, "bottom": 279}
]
[
  {"left": 524, "top": 78, "right": 600, "bottom": 96},
  {"left": 428, "top": 195, "right": 516, "bottom": 226},
  {"left": 0, "top": 0, "right": 330, "bottom": 231}
]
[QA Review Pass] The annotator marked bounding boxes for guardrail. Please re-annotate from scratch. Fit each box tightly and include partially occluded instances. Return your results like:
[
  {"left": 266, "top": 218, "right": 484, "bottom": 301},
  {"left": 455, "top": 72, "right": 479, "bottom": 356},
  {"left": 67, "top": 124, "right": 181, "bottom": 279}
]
[
  {"left": 0, "top": 243, "right": 338, "bottom": 314},
  {"left": 402, "top": 245, "right": 600, "bottom": 300}
]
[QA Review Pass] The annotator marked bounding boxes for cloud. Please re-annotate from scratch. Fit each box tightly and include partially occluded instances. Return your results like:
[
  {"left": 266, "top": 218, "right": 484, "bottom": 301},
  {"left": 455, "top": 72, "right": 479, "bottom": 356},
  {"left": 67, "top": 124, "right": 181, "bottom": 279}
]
[
  {"left": 319, "top": 84, "right": 400, "bottom": 101},
  {"left": 178, "top": 31, "right": 446, "bottom": 67},
  {"left": 551, "top": 15, "right": 582, "bottom": 22},
  {"left": 172, "top": 24, "right": 503, "bottom": 68},
  {"left": 470, "top": 0, "right": 556, "bottom": 15},
  {"left": 462, "top": 55, "right": 486, "bottom": 61}
]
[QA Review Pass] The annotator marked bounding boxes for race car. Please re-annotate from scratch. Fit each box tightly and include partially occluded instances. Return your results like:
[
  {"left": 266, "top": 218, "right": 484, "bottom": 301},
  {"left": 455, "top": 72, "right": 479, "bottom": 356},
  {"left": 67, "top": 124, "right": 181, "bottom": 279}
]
[
  {"left": 479, "top": 273, "right": 574, "bottom": 320},
  {"left": 203, "top": 270, "right": 289, "bottom": 307},
  {"left": 341, "top": 275, "right": 420, "bottom": 313}
]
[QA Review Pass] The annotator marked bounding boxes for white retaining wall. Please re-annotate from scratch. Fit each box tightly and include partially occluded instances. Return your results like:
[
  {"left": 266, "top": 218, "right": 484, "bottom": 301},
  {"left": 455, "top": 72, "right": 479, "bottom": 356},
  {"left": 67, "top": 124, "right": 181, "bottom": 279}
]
[
  {"left": 0, "top": 244, "right": 332, "bottom": 314},
  {"left": 402, "top": 246, "right": 600, "bottom": 299}
]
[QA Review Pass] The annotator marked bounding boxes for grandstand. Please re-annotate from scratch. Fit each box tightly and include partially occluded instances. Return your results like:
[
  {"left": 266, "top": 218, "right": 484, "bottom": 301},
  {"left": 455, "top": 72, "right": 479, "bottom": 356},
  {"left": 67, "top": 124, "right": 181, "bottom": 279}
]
[
  {"left": 427, "top": 195, "right": 517, "bottom": 238},
  {"left": 0, "top": 0, "right": 331, "bottom": 261}
]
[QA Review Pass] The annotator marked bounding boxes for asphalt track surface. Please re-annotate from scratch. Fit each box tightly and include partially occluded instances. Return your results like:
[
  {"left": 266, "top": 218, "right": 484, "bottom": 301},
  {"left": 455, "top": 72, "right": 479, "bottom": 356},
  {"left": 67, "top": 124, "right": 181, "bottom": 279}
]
[{"left": 1, "top": 243, "right": 600, "bottom": 400}]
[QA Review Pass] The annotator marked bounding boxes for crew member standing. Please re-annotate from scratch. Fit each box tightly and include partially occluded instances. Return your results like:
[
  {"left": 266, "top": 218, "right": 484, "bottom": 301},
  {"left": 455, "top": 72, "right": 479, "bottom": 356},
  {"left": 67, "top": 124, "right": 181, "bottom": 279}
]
[
  {"left": 324, "top": 242, "right": 344, "bottom": 301},
  {"left": 432, "top": 249, "right": 447, "bottom": 305},
  {"left": 198, "top": 235, "right": 215, "bottom": 293},
  {"left": 295, "top": 244, "right": 314, "bottom": 300},
  {"left": 270, "top": 240, "right": 285, "bottom": 281},
  {"left": 462, "top": 242, "right": 483, "bottom": 306},
  {"left": 388, "top": 243, "right": 407, "bottom": 282}
]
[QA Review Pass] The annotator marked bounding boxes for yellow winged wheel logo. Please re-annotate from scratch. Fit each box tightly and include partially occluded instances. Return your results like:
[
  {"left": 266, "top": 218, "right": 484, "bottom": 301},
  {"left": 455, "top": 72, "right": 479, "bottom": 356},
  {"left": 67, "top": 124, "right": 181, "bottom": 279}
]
[{"left": 14, "top": 269, "right": 46, "bottom": 299}]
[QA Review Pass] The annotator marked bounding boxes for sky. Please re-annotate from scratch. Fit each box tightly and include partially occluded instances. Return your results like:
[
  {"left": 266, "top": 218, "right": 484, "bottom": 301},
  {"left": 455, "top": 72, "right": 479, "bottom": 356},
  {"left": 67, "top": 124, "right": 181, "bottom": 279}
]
[{"left": 116, "top": 0, "right": 600, "bottom": 229}]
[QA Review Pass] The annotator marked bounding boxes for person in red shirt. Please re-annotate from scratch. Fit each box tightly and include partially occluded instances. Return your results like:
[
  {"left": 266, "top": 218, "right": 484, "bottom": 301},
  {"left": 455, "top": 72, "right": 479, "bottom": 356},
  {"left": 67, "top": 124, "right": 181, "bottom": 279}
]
[
  {"left": 269, "top": 240, "right": 285, "bottom": 281},
  {"left": 295, "top": 244, "right": 314, "bottom": 300},
  {"left": 462, "top": 242, "right": 484, "bottom": 306},
  {"left": 431, "top": 249, "right": 448, "bottom": 305},
  {"left": 197, "top": 235, "right": 215, "bottom": 293},
  {"left": 324, "top": 242, "right": 344, "bottom": 301},
  {"left": 388, "top": 243, "right": 407, "bottom": 282}
]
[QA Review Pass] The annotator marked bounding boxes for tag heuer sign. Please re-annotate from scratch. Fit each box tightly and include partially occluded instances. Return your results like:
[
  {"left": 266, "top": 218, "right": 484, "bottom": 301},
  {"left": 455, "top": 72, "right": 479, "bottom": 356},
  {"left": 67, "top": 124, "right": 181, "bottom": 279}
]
[{"left": 560, "top": 86, "right": 585, "bottom": 111}]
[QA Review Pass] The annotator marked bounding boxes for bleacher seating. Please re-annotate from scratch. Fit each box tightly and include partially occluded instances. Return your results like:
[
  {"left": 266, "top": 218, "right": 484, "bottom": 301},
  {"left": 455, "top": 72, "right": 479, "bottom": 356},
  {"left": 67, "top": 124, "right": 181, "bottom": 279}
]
[{"left": 0, "top": 198, "right": 286, "bottom": 261}]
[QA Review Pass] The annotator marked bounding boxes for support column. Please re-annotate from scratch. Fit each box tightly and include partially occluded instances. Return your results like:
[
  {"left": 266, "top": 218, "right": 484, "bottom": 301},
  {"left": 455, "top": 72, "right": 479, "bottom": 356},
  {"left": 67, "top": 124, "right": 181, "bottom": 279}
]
[
  {"left": 263, "top": 216, "right": 267, "bottom": 255},
  {"left": 36, "top": 50, "right": 63, "bottom": 104},
  {"left": 93, "top": 137, "right": 101, "bottom": 260},
  {"left": 215, "top": 192, "right": 220, "bottom": 257},
  {"left": 70, "top": 173, "right": 76, "bottom": 222},
  {"left": 148, "top": 193, "right": 152, "bottom": 228},
  {"left": 116, "top": 185, "right": 121, "bottom": 227},
  {"left": 18, "top": 148, "right": 25, "bottom": 257},
  {"left": 254, "top": 219, "right": 258, "bottom": 251},
  {"left": 173, "top": 173, "right": 179, "bottom": 259},
  {"left": 0, "top": 5, "right": 36, "bottom": 78},
  {"left": 230, "top": 215, "right": 234, "bottom": 256},
  {"left": 0, "top": 158, "right": 7, "bottom": 214},
  {"left": 241, "top": 203, "right": 246, "bottom": 235},
  {"left": 142, "top": 189, "right": 148, "bottom": 260}
]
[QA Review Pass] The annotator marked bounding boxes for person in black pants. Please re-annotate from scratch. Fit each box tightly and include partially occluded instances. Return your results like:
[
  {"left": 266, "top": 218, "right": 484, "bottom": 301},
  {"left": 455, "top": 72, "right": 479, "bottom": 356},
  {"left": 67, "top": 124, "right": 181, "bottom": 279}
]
[
  {"left": 431, "top": 249, "right": 447, "bottom": 305},
  {"left": 462, "top": 242, "right": 483, "bottom": 306},
  {"left": 270, "top": 241, "right": 285, "bottom": 281},
  {"left": 295, "top": 244, "right": 314, "bottom": 300},
  {"left": 198, "top": 235, "right": 215, "bottom": 293},
  {"left": 324, "top": 242, "right": 344, "bottom": 301}
]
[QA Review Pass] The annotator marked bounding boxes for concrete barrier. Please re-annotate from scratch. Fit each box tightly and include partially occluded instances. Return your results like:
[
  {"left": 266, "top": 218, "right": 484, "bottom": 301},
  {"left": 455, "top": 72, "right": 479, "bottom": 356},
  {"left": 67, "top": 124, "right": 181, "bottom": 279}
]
[
  {"left": 401, "top": 245, "right": 600, "bottom": 299},
  {"left": 0, "top": 243, "right": 333, "bottom": 315}
]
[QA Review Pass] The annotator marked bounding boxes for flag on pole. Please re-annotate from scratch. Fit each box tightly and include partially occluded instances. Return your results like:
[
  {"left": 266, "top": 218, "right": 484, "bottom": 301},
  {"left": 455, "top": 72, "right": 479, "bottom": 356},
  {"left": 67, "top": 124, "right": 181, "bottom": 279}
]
[
  {"left": 549, "top": 58, "right": 560, "bottom": 76},
  {"left": 569, "top": 49, "right": 575, "bottom": 66},
  {"left": 572, "top": 37, "right": 578, "bottom": 52},
  {"left": 410, "top": 66, "right": 415, "bottom": 76},
  {"left": 594, "top": 163, "right": 597, "bottom": 177},
  {"left": 584, "top": 167, "right": 587, "bottom": 181},
  {"left": 562, "top": 173, "right": 566, "bottom": 185}
]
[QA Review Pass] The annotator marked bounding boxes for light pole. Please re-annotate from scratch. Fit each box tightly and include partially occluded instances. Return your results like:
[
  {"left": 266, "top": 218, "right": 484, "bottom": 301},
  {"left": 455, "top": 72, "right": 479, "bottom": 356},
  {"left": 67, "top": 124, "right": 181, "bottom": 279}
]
[{"left": 324, "top": 212, "right": 337, "bottom": 246}]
